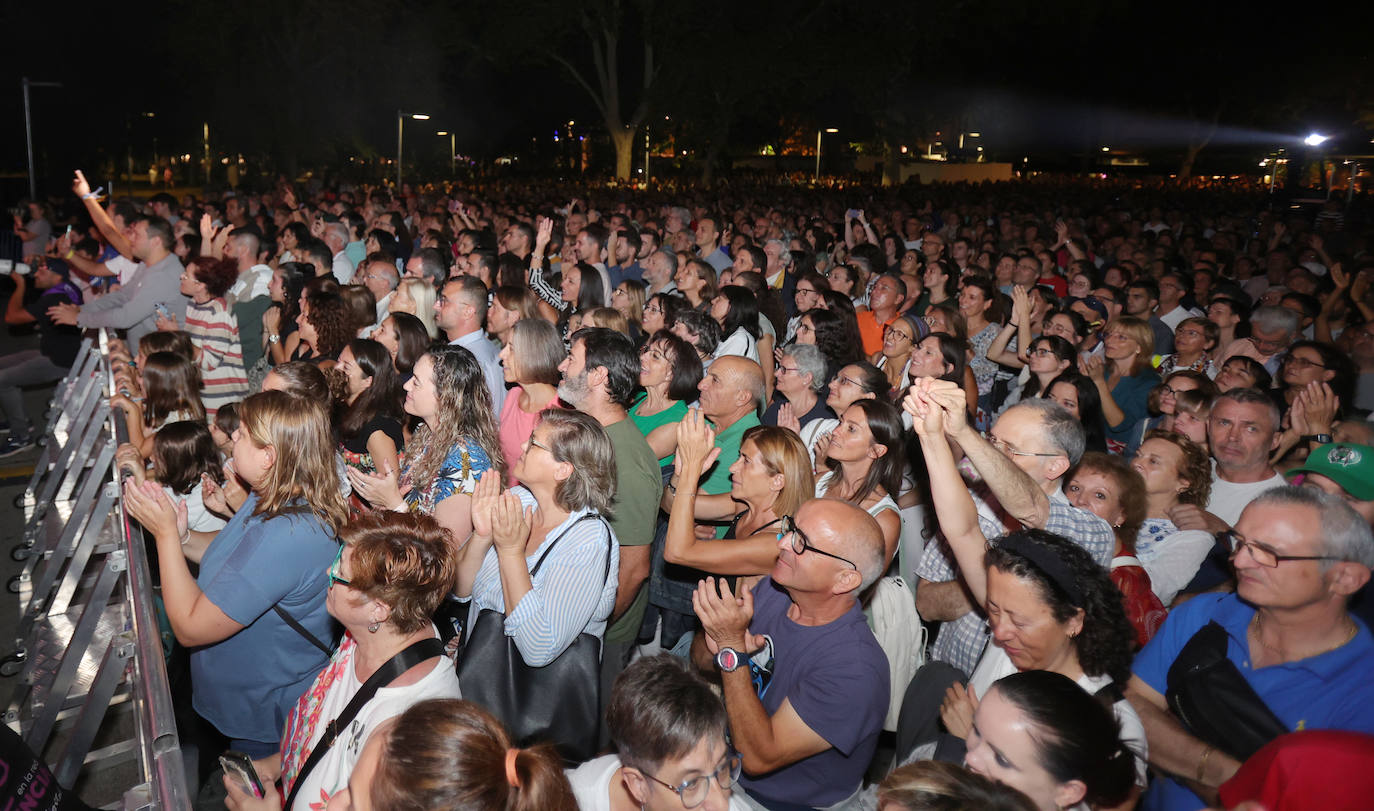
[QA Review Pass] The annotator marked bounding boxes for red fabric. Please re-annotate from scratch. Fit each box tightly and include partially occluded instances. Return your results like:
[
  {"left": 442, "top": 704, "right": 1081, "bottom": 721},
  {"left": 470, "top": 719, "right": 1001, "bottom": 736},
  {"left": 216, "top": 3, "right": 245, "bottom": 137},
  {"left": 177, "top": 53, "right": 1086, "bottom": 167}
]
[
  {"left": 1219, "top": 730, "right": 1374, "bottom": 811},
  {"left": 1110, "top": 563, "right": 1167, "bottom": 649}
]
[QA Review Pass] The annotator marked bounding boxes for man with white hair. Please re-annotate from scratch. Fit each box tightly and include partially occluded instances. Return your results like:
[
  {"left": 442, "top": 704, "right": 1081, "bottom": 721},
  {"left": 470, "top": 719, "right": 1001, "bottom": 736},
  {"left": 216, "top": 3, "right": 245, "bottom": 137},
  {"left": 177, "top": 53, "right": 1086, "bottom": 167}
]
[
  {"left": 692, "top": 498, "right": 889, "bottom": 810},
  {"left": 1128, "top": 486, "right": 1374, "bottom": 811},
  {"left": 322, "top": 220, "right": 355, "bottom": 283}
]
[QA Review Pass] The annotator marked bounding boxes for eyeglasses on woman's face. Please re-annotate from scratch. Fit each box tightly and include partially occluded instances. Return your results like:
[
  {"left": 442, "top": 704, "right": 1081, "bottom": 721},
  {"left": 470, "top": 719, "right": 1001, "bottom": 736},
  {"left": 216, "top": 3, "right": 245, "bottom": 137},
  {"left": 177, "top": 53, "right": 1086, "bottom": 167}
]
[
  {"left": 327, "top": 544, "right": 351, "bottom": 588},
  {"left": 639, "top": 754, "right": 743, "bottom": 809}
]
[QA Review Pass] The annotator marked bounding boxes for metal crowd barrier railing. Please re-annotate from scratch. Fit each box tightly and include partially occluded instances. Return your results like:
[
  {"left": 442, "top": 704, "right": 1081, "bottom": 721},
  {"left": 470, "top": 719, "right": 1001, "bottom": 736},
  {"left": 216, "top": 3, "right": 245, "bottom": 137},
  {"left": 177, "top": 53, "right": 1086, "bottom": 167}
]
[{"left": 2, "top": 330, "right": 190, "bottom": 810}]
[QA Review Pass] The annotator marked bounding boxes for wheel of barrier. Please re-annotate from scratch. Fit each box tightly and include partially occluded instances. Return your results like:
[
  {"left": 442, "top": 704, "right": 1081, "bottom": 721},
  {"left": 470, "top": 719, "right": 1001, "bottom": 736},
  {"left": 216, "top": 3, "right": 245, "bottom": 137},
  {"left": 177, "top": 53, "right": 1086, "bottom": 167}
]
[
  {"left": 11, "top": 493, "right": 24, "bottom": 509},
  {"left": 6, "top": 575, "right": 22, "bottom": 594},
  {"left": 10, "top": 545, "right": 30, "bottom": 562},
  {"left": 0, "top": 651, "right": 26, "bottom": 678}
]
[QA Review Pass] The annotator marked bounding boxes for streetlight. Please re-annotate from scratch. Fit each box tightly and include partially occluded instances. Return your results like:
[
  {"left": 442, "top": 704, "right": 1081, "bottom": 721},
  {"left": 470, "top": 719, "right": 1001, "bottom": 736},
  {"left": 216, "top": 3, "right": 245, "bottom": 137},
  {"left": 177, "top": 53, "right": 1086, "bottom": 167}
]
[
  {"left": 1304, "top": 133, "right": 1329, "bottom": 147},
  {"left": 436, "top": 131, "right": 455, "bottom": 175},
  {"left": 22, "top": 77, "right": 63, "bottom": 200},
  {"left": 815, "top": 127, "right": 838, "bottom": 182},
  {"left": 396, "top": 111, "right": 430, "bottom": 188}
]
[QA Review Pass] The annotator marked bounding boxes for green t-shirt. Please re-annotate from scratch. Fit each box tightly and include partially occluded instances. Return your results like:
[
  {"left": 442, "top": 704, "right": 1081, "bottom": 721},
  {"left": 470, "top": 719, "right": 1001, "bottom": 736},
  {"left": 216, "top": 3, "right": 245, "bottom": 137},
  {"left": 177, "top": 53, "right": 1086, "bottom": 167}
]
[
  {"left": 604, "top": 418, "right": 665, "bottom": 644},
  {"left": 700, "top": 411, "right": 761, "bottom": 495},
  {"left": 629, "top": 395, "right": 689, "bottom": 465}
]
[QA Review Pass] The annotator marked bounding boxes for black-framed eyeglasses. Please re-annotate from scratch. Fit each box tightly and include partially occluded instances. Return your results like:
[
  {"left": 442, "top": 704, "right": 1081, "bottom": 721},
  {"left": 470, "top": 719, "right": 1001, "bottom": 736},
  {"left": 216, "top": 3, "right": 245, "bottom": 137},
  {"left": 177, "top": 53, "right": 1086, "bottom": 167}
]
[
  {"left": 327, "top": 544, "right": 351, "bottom": 588},
  {"left": 780, "top": 515, "right": 857, "bottom": 570},
  {"left": 1281, "top": 354, "right": 1327, "bottom": 370},
  {"left": 640, "top": 755, "right": 743, "bottom": 809},
  {"left": 1220, "top": 530, "right": 1340, "bottom": 568}
]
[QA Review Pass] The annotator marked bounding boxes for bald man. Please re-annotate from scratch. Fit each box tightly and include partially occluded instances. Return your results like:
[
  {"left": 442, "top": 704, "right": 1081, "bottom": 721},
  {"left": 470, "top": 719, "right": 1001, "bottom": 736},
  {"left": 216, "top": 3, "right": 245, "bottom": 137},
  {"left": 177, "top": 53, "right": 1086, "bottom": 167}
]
[
  {"left": 693, "top": 499, "right": 889, "bottom": 809},
  {"left": 692, "top": 356, "right": 764, "bottom": 495}
]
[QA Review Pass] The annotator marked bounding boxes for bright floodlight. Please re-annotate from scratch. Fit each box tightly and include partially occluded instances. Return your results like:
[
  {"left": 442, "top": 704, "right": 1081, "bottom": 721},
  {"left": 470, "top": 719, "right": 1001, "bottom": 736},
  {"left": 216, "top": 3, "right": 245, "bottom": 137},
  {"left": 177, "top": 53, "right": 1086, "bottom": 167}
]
[
  {"left": 825, "top": 128, "right": 839, "bottom": 133},
  {"left": 411, "top": 114, "right": 430, "bottom": 120},
  {"left": 1305, "top": 133, "right": 1328, "bottom": 146}
]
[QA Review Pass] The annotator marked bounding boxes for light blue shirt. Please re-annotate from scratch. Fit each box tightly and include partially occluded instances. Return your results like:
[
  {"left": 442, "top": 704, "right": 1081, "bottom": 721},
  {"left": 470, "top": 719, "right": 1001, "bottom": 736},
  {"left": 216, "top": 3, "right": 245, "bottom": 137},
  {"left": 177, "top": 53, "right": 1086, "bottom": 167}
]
[
  {"left": 450, "top": 329, "right": 507, "bottom": 414},
  {"left": 464, "top": 488, "right": 619, "bottom": 666}
]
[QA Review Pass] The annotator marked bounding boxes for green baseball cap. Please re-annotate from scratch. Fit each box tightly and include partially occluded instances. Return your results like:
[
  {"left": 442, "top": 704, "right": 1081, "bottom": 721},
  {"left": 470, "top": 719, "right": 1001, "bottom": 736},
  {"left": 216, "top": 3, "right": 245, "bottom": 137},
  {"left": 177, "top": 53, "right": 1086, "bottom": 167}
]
[{"left": 1286, "top": 443, "right": 1374, "bottom": 502}]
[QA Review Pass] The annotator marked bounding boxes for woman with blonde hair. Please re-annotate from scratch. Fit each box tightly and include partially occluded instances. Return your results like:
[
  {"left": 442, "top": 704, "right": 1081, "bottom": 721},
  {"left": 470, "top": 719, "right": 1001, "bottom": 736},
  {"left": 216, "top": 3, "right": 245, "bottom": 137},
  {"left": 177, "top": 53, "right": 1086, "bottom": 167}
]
[
  {"left": 664, "top": 415, "right": 815, "bottom": 575},
  {"left": 390, "top": 277, "right": 439, "bottom": 339},
  {"left": 123, "top": 390, "right": 347, "bottom": 758},
  {"left": 1079, "top": 316, "right": 1160, "bottom": 454},
  {"left": 611, "top": 280, "right": 646, "bottom": 342},
  {"left": 585, "top": 306, "right": 631, "bottom": 338}
]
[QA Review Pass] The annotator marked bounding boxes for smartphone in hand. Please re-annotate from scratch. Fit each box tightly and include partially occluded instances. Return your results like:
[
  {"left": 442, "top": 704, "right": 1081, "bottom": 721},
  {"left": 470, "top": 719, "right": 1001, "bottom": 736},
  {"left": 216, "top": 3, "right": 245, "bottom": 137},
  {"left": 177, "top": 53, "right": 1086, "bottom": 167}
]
[{"left": 220, "top": 751, "right": 265, "bottom": 799}]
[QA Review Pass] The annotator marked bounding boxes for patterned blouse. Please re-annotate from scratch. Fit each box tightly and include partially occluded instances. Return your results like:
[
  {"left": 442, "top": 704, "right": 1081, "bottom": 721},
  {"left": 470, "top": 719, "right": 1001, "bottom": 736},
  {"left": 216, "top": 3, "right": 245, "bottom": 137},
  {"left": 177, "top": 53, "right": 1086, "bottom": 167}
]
[{"left": 401, "top": 438, "right": 493, "bottom": 514}]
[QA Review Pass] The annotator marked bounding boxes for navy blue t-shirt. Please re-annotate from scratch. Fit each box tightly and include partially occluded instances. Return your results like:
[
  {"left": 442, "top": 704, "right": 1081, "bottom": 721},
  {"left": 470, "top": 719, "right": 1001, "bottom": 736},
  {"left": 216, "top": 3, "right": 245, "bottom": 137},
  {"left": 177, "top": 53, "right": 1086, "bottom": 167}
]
[{"left": 738, "top": 578, "right": 888, "bottom": 808}]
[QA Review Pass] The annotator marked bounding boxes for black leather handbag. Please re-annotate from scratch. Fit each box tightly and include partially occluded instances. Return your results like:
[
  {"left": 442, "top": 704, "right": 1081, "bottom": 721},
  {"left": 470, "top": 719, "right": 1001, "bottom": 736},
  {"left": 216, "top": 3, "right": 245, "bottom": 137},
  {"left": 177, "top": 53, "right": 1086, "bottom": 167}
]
[
  {"left": 457, "top": 514, "right": 611, "bottom": 762},
  {"left": 1165, "top": 620, "right": 1288, "bottom": 762}
]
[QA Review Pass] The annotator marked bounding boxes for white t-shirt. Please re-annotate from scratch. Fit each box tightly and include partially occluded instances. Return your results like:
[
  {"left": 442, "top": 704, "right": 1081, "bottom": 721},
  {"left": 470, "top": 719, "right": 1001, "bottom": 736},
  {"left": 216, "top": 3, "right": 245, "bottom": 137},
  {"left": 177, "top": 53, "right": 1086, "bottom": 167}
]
[
  {"left": 280, "top": 632, "right": 461, "bottom": 810},
  {"left": 567, "top": 754, "right": 750, "bottom": 811},
  {"left": 167, "top": 480, "right": 226, "bottom": 534},
  {"left": 107, "top": 254, "right": 142, "bottom": 286},
  {"left": 1206, "top": 464, "right": 1287, "bottom": 526}
]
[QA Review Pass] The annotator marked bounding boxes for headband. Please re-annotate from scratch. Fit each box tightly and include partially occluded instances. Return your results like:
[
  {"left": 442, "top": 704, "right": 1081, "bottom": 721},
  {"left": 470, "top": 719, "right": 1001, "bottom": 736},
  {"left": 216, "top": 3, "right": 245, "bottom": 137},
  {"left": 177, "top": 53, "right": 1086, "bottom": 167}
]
[
  {"left": 996, "top": 534, "right": 1084, "bottom": 606},
  {"left": 505, "top": 748, "right": 521, "bottom": 788}
]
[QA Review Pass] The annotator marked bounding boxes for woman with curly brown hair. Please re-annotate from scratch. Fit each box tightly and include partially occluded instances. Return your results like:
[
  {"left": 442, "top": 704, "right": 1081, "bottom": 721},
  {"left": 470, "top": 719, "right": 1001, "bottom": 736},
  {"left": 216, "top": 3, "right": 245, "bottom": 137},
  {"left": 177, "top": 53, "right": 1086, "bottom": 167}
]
[
  {"left": 347, "top": 345, "right": 505, "bottom": 555},
  {"left": 294, "top": 291, "right": 353, "bottom": 371},
  {"left": 1129, "top": 429, "right": 1214, "bottom": 605}
]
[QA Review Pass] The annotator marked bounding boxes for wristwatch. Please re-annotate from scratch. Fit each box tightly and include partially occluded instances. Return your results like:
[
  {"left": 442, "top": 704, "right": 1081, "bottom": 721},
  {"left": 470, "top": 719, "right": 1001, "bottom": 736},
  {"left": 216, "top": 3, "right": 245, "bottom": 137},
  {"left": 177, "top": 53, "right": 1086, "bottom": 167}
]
[
  {"left": 267, "top": 332, "right": 280, "bottom": 344},
  {"left": 715, "top": 647, "right": 745, "bottom": 672},
  {"left": 1305, "top": 433, "right": 1334, "bottom": 445}
]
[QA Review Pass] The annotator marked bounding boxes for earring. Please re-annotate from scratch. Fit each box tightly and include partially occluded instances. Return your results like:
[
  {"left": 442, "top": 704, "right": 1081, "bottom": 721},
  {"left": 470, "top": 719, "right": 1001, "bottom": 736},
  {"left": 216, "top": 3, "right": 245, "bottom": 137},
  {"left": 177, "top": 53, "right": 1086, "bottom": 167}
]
[{"left": 368, "top": 621, "right": 380, "bottom": 633}]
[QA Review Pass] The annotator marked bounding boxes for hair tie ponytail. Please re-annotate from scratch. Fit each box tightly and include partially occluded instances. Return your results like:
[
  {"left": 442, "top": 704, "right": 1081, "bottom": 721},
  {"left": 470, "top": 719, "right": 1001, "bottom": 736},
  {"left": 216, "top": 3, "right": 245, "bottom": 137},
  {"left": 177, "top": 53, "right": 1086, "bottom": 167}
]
[{"left": 505, "top": 748, "right": 521, "bottom": 788}]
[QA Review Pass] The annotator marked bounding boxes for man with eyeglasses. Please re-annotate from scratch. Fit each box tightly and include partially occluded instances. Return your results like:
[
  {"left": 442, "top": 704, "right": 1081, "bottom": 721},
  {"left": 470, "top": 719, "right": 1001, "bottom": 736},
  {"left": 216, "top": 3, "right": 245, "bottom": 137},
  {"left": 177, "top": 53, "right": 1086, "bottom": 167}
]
[
  {"left": 690, "top": 499, "right": 889, "bottom": 811},
  {"left": 353, "top": 254, "right": 399, "bottom": 337},
  {"left": 905, "top": 382, "right": 1115, "bottom": 676},
  {"left": 570, "top": 653, "right": 749, "bottom": 811},
  {"left": 856, "top": 273, "right": 906, "bottom": 356},
  {"left": 1127, "top": 486, "right": 1374, "bottom": 811}
]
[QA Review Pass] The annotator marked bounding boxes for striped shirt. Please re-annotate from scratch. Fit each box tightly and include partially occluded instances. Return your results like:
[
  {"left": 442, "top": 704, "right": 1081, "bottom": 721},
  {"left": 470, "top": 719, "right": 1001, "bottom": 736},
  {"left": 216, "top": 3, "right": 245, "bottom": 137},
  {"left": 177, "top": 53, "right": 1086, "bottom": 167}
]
[
  {"left": 464, "top": 488, "right": 619, "bottom": 666},
  {"left": 184, "top": 298, "right": 250, "bottom": 417}
]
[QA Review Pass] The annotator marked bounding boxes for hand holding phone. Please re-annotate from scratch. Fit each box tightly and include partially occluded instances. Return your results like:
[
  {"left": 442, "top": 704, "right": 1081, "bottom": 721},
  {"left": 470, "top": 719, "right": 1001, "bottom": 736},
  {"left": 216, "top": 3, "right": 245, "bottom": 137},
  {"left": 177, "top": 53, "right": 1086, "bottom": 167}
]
[{"left": 220, "top": 751, "right": 265, "bottom": 799}]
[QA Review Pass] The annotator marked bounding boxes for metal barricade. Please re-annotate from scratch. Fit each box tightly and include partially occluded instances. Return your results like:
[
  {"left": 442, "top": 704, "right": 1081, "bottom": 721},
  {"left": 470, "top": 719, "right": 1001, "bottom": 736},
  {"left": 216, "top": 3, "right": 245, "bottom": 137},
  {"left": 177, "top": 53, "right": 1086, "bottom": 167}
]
[{"left": 2, "top": 330, "right": 190, "bottom": 810}]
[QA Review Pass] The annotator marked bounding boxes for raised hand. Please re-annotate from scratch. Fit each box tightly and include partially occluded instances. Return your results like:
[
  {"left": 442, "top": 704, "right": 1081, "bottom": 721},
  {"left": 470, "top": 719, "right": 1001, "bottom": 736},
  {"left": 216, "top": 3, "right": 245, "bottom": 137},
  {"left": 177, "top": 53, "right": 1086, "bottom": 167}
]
[
  {"left": 123, "top": 479, "right": 187, "bottom": 545},
  {"left": 490, "top": 491, "right": 533, "bottom": 555},
  {"left": 674, "top": 409, "right": 721, "bottom": 473},
  {"left": 940, "top": 682, "right": 980, "bottom": 740},
  {"left": 692, "top": 576, "right": 762, "bottom": 655},
  {"left": 470, "top": 469, "right": 502, "bottom": 539},
  {"left": 72, "top": 170, "right": 92, "bottom": 199}
]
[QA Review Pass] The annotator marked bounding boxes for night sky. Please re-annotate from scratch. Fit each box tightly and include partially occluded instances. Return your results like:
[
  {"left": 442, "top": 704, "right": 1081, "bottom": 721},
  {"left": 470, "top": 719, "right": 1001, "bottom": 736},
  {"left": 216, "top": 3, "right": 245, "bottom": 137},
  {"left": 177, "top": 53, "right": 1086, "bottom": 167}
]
[{"left": 3, "top": 0, "right": 1370, "bottom": 201}]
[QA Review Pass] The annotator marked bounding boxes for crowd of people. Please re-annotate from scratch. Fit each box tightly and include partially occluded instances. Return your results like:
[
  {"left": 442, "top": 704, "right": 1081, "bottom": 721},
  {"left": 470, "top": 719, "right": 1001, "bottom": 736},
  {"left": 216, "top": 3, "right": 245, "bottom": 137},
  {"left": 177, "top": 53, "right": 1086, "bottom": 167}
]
[{"left": 2, "top": 170, "right": 1374, "bottom": 810}]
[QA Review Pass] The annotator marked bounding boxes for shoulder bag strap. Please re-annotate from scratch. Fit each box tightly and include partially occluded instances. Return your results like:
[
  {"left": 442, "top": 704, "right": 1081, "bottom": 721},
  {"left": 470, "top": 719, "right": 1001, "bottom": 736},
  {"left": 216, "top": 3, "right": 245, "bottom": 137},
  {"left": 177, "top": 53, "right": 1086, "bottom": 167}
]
[
  {"left": 274, "top": 605, "right": 333, "bottom": 656},
  {"left": 283, "top": 636, "right": 446, "bottom": 810},
  {"left": 528, "top": 513, "right": 610, "bottom": 581}
]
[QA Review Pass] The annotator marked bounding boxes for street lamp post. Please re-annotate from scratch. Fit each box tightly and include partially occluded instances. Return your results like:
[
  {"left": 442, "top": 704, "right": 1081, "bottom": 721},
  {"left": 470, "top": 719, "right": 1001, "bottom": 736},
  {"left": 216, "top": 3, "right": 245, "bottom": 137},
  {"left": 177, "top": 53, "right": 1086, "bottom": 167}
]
[
  {"left": 396, "top": 111, "right": 430, "bottom": 188},
  {"left": 437, "top": 131, "right": 455, "bottom": 175},
  {"left": 814, "top": 127, "right": 838, "bottom": 183},
  {"left": 22, "top": 77, "right": 63, "bottom": 200}
]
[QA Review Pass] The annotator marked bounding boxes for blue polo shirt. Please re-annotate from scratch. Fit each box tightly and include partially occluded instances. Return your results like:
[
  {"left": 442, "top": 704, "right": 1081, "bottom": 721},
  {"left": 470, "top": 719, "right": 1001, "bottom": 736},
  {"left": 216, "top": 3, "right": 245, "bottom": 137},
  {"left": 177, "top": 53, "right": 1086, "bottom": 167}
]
[{"left": 1133, "top": 593, "right": 1374, "bottom": 810}]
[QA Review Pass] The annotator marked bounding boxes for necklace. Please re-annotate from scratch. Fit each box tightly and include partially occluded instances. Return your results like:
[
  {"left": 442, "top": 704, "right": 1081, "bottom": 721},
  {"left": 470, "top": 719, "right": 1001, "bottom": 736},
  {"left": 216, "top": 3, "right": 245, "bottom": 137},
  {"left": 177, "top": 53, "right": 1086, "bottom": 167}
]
[{"left": 1251, "top": 612, "right": 1357, "bottom": 662}]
